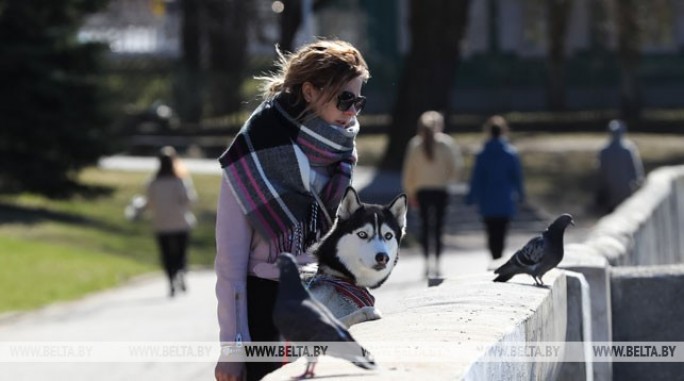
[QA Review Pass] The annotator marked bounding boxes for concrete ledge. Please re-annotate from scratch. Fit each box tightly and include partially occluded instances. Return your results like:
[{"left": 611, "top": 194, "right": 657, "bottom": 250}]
[
  {"left": 266, "top": 271, "right": 567, "bottom": 380},
  {"left": 611, "top": 264, "right": 684, "bottom": 381},
  {"left": 559, "top": 165, "right": 684, "bottom": 381},
  {"left": 265, "top": 166, "right": 684, "bottom": 380},
  {"left": 585, "top": 165, "right": 684, "bottom": 266},
  {"left": 559, "top": 245, "right": 612, "bottom": 381},
  {"left": 611, "top": 264, "right": 684, "bottom": 342},
  {"left": 559, "top": 246, "right": 612, "bottom": 345}
]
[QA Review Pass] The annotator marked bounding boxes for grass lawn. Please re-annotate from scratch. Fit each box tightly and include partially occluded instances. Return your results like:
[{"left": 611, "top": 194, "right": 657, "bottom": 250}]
[
  {"left": 0, "top": 236, "right": 153, "bottom": 312},
  {"left": 1, "top": 132, "right": 683, "bottom": 314},
  {"left": 0, "top": 168, "right": 222, "bottom": 314}
]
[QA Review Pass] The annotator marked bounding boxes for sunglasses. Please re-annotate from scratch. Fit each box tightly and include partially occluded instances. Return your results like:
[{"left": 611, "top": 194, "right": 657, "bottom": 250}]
[{"left": 336, "top": 91, "right": 366, "bottom": 113}]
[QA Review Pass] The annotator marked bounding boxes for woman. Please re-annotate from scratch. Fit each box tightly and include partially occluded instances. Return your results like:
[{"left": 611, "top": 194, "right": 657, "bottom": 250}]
[
  {"left": 146, "top": 146, "right": 197, "bottom": 297},
  {"left": 402, "top": 111, "right": 463, "bottom": 278},
  {"left": 466, "top": 115, "right": 525, "bottom": 260},
  {"left": 214, "top": 40, "right": 370, "bottom": 381}
]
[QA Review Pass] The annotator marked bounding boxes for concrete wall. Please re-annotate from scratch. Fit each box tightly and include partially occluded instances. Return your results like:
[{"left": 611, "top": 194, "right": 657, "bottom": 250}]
[
  {"left": 583, "top": 166, "right": 684, "bottom": 267},
  {"left": 611, "top": 265, "right": 684, "bottom": 381},
  {"left": 266, "top": 166, "right": 684, "bottom": 381},
  {"left": 557, "top": 165, "right": 684, "bottom": 381},
  {"left": 266, "top": 272, "right": 568, "bottom": 381}
]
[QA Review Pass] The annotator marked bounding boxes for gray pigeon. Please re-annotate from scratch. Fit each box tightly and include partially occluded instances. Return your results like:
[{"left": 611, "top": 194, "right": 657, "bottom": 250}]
[
  {"left": 273, "top": 253, "right": 377, "bottom": 379},
  {"left": 493, "top": 214, "right": 574, "bottom": 286}
]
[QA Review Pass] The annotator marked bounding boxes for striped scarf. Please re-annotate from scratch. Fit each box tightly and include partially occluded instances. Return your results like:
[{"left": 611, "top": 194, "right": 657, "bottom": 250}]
[{"left": 219, "top": 93, "right": 358, "bottom": 255}]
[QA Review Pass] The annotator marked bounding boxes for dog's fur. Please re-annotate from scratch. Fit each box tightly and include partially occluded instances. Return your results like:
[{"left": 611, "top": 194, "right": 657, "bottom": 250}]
[{"left": 308, "top": 187, "right": 407, "bottom": 327}]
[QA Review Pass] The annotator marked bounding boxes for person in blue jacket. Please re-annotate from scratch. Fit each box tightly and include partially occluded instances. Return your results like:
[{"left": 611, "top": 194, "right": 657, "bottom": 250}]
[{"left": 466, "top": 115, "right": 525, "bottom": 260}]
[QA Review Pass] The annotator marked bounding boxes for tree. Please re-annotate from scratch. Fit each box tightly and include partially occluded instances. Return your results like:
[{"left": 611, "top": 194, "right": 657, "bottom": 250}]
[
  {"left": 278, "top": 0, "right": 303, "bottom": 53},
  {"left": 175, "top": 0, "right": 203, "bottom": 124},
  {"left": 614, "top": 0, "right": 642, "bottom": 120},
  {"left": 278, "top": 0, "right": 334, "bottom": 53},
  {"left": 0, "top": 0, "right": 114, "bottom": 197},
  {"left": 205, "top": 0, "right": 251, "bottom": 117},
  {"left": 546, "top": 0, "right": 573, "bottom": 111},
  {"left": 379, "top": 0, "right": 471, "bottom": 171},
  {"left": 200, "top": 0, "right": 333, "bottom": 118},
  {"left": 174, "top": 0, "right": 252, "bottom": 123},
  {"left": 487, "top": 0, "right": 500, "bottom": 53}
]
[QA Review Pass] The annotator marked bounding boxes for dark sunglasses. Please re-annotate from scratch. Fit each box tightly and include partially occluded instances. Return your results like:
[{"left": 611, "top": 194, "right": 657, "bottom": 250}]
[{"left": 336, "top": 91, "right": 366, "bottom": 113}]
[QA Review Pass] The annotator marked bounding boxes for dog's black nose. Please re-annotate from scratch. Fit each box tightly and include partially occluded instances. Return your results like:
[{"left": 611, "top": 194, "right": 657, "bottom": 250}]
[{"left": 375, "top": 253, "right": 389, "bottom": 265}]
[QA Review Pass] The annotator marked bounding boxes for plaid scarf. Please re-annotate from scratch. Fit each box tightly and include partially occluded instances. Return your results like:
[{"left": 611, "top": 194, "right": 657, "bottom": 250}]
[
  {"left": 218, "top": 93, "right": 358, "bottom": 255},
  {"left": 308, "top": 274, "right": 375, "bottom": 308}
]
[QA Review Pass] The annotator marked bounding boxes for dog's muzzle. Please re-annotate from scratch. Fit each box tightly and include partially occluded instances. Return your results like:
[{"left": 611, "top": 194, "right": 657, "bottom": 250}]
[{"left": 373, "top": 252, "right": 390, "bottom": 270}]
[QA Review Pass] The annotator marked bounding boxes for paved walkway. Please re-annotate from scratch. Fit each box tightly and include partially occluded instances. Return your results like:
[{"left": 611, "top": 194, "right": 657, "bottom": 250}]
[
  {"left": 0, "top": 157, "right": 591, "bottom": 380},
  {"left": 0, "top": 230, "right": 591, "bottom": 380},
  {"left": 0, "top": 236, "right": 509, "bottom": 380}
]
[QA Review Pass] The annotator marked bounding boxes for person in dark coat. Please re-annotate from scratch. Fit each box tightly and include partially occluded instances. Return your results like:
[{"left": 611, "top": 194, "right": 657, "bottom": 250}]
[
  {"left": 596, "top": 119, "right": 644, "bottom": 213},
  {"left": 466, "top": 115, "right": 525, "bottom": 260}
]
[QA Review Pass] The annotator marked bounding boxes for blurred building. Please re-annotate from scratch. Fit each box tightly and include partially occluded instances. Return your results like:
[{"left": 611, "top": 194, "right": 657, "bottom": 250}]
[
  {"left": 80, "top": 0, "right": 684, "bottom": 114},
  {"left": 364, "top": 0, "right": 684, "bottom": 113},
  {"left": 79, "top": 0, "right": 181, "bottom": 57}
]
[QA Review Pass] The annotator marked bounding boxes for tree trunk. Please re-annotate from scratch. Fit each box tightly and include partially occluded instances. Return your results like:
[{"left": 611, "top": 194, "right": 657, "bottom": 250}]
[
  {"left": 279, "top": 0, "right": 334, "bottom": 53},
  {"left": 589, "top": 0, "right": 609, "bottom": 51},
  {"left": 488, "top": 0, "right": 500, "bottom": 53},
  {"left": 279, "top": 0, "right": 302, "bottom": 53},
  {"left": 205, "top": 0, "right": 250, "bottom": 117},
  {"left": 615, "top": 0, "right": 641, "bottom": 120},
  {"left": 379, "top": 0, "right": 471, "bottom": 171},
  {"left": 176, "top": 0, "right": 203, "bottom": 125},
  {"left": 546, "top": 0, "right": 572, "bottom": 111}
]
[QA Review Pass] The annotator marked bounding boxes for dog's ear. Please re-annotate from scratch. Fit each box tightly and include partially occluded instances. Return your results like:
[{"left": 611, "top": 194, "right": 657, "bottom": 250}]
[
  {"left": 387, "top": 193, "right": 408, "bottom": 231},
  {"left": 336, "top": 186, "right": 362, "bottom": 220}
]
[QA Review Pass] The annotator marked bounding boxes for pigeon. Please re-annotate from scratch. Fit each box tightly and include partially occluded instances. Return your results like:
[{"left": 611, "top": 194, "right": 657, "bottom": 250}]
[
  {"left": 273, "top": 253, "right": 377, "bottom": 379},
  {"left": 493, "top": 214, "right": 574, "bottom": 286}
]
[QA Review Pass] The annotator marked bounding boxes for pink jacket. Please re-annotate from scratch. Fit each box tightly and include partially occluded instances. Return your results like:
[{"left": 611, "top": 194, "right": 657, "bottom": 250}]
[{"left": 215, "top": 173, "right": 317, "bottom": 346}]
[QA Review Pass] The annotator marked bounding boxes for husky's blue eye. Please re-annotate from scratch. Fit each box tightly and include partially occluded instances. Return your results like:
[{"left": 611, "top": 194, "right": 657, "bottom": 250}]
[
  {"left": 384, "top": 232, "right": 393, "bottom": 240},
  {"left": 357, "top": 231, "right": 368, "bottom": 239}
]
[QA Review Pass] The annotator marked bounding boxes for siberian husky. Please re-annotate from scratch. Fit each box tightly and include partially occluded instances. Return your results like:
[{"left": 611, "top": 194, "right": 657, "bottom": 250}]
[{"left": 308, "top": 187, "right": 407, "bottom": 327}]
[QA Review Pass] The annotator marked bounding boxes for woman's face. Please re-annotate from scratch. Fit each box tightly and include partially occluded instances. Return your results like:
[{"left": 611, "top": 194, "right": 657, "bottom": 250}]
[{"left": 304, "top": 75, "right": 365, "bottom": 128}]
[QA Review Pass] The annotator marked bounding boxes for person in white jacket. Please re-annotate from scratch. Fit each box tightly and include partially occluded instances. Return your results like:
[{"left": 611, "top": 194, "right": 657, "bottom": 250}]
[
  {"left": 214, "top": 40, "right": 370, "bottom": 381},
  {"left": 402, "top": 111, "right": 463, "bottom": 278},
  {"left": 145, "top": 146, "right": 197, "bottom": 297}
]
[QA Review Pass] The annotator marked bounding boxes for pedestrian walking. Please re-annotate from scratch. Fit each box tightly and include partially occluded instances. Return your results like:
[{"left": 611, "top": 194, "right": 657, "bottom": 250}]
[
  {"left": 596, "top": 119, "right": 644, "bottom": 213},
  {"left": 402, "top": 110, "right": 463, "bottom": 278},
  {"left": 214, "top": 39, "right": 370, "bottom": 381},
  {"left": 466, "top": 115, "right": 525, "bottom": 260},
  {"left": 145, "top": 146, "right": 197, "bottom": 297}
]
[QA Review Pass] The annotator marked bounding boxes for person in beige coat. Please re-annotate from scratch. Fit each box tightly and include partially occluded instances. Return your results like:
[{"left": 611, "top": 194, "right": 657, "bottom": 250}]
[
  {"left": 146, "top": 146, "right": 197, "bottom": 297},
  {"left": 402, "top": 111, "right": 463, "bottom": 277}
]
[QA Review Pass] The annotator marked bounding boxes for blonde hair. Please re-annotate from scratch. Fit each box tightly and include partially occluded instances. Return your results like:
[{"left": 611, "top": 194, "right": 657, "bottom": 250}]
[
  {"left": 256, "top": 40, "right": 370, "bottom": 118},
  {"left": 417, "top": 111, "right": 445, "bottom": 161}
]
